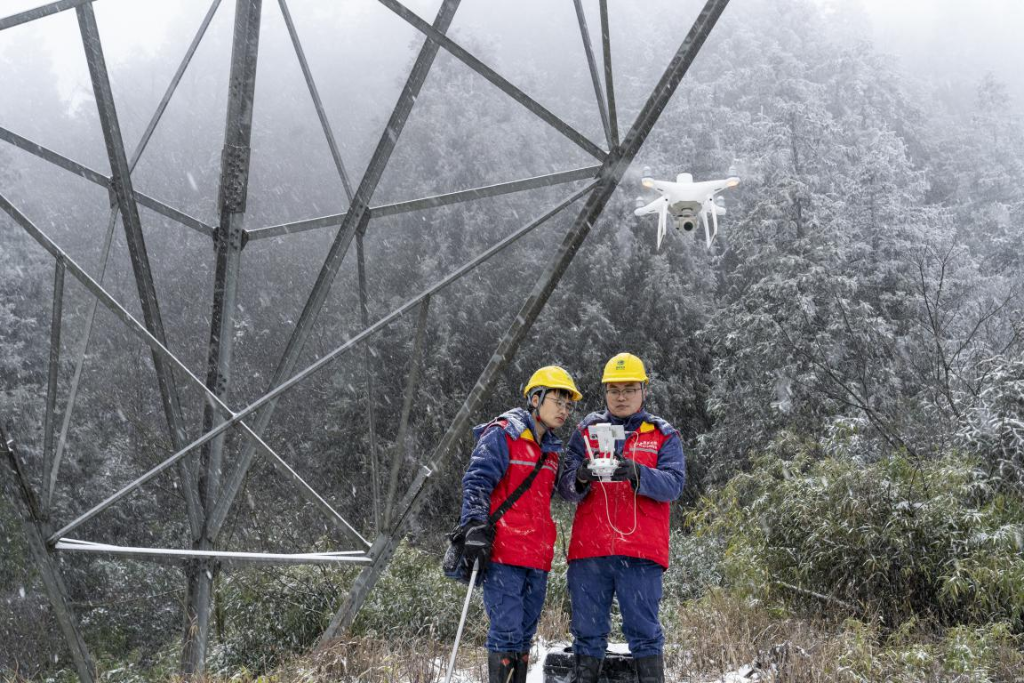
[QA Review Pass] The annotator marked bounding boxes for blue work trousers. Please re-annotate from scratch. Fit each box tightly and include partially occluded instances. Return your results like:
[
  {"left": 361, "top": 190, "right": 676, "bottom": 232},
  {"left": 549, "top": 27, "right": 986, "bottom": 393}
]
[
  {"left": 568, "top": 556, "right": 665, "bottom": 658},
  {"left": 482, "top": 562, "right": 548, "bottom": 652}
]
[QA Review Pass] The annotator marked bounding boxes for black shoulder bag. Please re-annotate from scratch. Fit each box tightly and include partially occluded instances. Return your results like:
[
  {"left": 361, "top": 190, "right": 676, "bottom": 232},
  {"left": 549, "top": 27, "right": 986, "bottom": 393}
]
[{"left": 443, "top": 452, "right": 550, "bottom": 583}]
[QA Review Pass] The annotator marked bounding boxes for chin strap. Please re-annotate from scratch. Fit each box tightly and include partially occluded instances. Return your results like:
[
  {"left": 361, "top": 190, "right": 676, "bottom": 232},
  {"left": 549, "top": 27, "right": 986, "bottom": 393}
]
[{"left": 528, "top": 388, "right": 556, "bottom": 432}]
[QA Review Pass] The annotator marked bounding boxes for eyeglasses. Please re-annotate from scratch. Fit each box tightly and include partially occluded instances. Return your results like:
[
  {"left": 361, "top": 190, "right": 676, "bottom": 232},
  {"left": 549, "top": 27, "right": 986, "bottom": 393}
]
[
  {"left": 605, "top": 387, "right": 642, "bottom": 398},
  {"left": 544, "top": 396, "right": 576, "bottom": 413}
]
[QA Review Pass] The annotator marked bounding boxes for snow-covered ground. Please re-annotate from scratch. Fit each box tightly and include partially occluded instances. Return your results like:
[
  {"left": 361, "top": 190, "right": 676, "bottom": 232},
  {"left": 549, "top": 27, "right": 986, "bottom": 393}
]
[{"left": 440, "top": 639, "right": 763, "bottom": 683}]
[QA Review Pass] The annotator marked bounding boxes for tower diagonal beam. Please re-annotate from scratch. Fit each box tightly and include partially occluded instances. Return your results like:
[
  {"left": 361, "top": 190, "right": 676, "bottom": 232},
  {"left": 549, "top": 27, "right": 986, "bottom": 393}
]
[
  {"left": 0, "top": 126, "right": 109, "bottom": 185},
  {"left": 321, "top": 0, "right": 734, "bottom": 639},
  {"left": 243, "top": 166, "right": 600, "bottom": 241},
  {"left": 1, "top": 427, "right": 96, "bottom": 683},
  {"left": 129, "top": 0, "right": 223, "bottom": 171},
  {"left": 383, "top": 294, "right": 431, "bottom": 526},
  {"left": 19, "top": 177, "right": 594, "bottom": 546},
  {"left": 0, "top": 193, "right": 367, "bottom": 550},
  {"left": 207, "top": 0, "right": 464, "bottom": 541},
  {"left": 0, "top": 126, "right": 216, "bottom": 237},
  {"left": 50, "top": 0, "right": 223, "bottom": 531},
  {"left": 278, "top": 0, "right": 354, "bottom": 201},
  {"left": 40, "top": 258, "right": 65, "bottom": 516},
  {"left": 377, "top": 0, "right": 606, "bottom": 161},
  {"left": 76, "top": 3, "right": 193, "bottom": 531},
  {"left": 572, "top": 0, "right": 613, "bottom": 150},
  {"left": 600, "top": 0, "right": 618, "bottom": 147},
  {"left": 0, "top": 0, "right": 92, "bottom": 31}
]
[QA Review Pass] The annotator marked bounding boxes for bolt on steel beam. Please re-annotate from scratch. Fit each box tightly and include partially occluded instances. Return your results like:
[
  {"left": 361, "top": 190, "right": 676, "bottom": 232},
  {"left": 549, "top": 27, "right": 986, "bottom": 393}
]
[
  {"left": 322, "top": 0, "right": 733, "bottom": 638},
  {"left": 206, "top": 0, "right": 464, "bottom": 542},
  {"left": 377, "top": 0, "right": 607, "bottom": 161}
]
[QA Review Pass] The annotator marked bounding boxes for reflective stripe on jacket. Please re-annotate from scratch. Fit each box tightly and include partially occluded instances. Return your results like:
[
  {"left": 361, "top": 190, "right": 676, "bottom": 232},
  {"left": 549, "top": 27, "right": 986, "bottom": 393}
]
[{"left": 460, "top": 408, "right": 562, "bottom": 571}]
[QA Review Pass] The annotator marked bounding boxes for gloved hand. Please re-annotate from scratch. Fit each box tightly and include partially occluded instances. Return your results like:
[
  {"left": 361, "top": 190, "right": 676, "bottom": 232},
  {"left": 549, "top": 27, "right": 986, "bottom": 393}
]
[
  {"left": 611, "top": 459, "right": 643, "bottom": 491},
  {"left": 576, "top": 461, "right": 599, "bottom": 490},
  {"left": 461, "top": 520, "right": 494, "bottom": 573}
]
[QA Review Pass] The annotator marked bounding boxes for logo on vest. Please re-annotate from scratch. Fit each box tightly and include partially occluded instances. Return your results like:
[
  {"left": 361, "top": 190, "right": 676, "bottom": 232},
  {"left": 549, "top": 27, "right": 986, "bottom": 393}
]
[{"left": 635, "top": 439, "right": 659, "bottom": 450}]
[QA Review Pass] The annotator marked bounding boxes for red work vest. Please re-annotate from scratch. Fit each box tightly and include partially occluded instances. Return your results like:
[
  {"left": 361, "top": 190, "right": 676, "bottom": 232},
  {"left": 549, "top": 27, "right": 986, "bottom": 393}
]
[
  {"left": 568, "top": 422, "right": 673, "bottom": 568},
  {"left": 489, "top": 426, "right": 560, "bottom": 571}
]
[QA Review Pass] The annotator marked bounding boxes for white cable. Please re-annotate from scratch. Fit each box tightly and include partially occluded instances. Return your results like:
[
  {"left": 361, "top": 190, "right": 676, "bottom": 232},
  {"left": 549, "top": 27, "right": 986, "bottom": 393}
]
[
  {"left": 599, "top": 478, "right": 638, "bottom": 537},
  {"left": 591, "top": 430, "right": 639, "bottom": 537}
]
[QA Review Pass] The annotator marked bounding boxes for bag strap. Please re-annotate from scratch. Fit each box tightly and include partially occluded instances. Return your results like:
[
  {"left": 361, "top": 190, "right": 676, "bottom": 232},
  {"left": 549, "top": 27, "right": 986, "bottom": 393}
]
[{"left": 487, "top": 451, "right": 549, "bottom": 525}]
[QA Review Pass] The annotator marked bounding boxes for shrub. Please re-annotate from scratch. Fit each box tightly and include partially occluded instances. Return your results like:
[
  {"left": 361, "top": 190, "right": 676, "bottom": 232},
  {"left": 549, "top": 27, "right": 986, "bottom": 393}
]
[
  {"left": 351, "top": 539, "right": 486, "bottom": 645},
  {"left": 693, "top": 448, "right": 1024, "bottom": 630},
  {"left": 206, "top": 539, "right": 485, "bottom": 675}
]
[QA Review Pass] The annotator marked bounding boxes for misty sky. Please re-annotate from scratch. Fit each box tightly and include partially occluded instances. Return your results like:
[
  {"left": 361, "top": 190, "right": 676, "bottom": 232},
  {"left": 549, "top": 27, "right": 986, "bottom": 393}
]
[{"left": 3, "top": 0, "right": 1024, "bottom": 108}]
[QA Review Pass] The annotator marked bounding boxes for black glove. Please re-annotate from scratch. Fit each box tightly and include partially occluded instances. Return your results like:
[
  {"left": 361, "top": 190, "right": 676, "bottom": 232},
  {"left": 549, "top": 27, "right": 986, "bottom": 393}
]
[
  {"left": 461, "top": 520, "right": 494, "bottom": 573},
  {"left": 611, "top": 459, "right": 642, "bottom": 490},
  {"left": 576, "top": 462, "right": 598, "bottom": 490}
]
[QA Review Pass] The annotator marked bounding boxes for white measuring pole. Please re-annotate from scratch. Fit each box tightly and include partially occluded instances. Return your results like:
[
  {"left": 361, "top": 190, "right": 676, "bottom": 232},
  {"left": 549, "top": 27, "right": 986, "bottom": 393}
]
[{"left": 443, "top": 560, "right": 480, "bottom": 683}]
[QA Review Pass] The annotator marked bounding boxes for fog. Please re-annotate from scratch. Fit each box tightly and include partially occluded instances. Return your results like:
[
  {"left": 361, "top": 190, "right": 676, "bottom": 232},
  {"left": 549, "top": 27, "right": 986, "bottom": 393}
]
[{"left": 2, "top": 0, "right": 1024, "bottom": 679}]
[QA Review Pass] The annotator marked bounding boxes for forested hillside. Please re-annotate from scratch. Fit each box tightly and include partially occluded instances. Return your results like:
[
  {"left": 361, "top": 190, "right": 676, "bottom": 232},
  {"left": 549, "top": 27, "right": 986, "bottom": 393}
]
[{"left": 1, "top": 0, "right": 1022, "bottom": 680}]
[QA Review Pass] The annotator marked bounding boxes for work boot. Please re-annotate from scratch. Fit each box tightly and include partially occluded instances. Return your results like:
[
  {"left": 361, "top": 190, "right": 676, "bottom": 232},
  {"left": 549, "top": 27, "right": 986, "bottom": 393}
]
[
  {"left": 512, "top": 651, "right": 530, "bottom": 683},
  {"left": 634, "top": 654, "right": 665, "bottom": 683},
  {"left": 488, "top": 651, "right": 517, "bottom": 683},
  {"left": 570, "top": 654, "right": 603, "bottom": 683}
]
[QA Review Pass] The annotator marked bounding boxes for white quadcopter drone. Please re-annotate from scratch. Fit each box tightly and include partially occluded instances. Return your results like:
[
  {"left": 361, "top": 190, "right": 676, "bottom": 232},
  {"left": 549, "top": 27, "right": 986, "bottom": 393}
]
[{"left": 633, "top": 166, "right": 740, "bottom": 249}]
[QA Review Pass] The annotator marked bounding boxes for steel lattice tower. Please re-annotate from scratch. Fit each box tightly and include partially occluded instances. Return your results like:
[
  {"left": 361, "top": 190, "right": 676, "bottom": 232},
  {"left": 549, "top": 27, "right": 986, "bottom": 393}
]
[{"left": 0, "top": 0, "right": 731, "bottom": 677}]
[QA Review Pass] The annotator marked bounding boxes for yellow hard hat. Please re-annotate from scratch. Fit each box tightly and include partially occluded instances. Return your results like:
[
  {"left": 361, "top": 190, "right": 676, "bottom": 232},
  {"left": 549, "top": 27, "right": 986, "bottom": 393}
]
[
  {"left": 523, "top": 365, "right": 582, "bottom": 401},
  {"left": 602, "top": 353, "right": 648, "bottom": 384}
]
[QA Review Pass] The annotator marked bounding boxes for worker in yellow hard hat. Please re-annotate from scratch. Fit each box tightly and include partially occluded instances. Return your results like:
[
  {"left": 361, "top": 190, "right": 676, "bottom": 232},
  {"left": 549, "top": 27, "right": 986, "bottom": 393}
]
[
  {"left": 449, "top": 365, "right": 582, "bottom": 683},
  {"left": 556, "top": 353, "right": 685, "bottom": 683}
]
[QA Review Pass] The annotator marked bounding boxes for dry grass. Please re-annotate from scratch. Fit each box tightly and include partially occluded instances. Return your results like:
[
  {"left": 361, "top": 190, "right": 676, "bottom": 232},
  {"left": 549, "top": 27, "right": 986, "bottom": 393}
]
[
  {"left": 667, "top": 589, "right": 840, "bottom": 682},
  {"left": 193, "top": 590, "right": 1023, "bottom": 683},
  {"left": 535, "top": 602, "right": 572, "bottom": 645},
  {"left": 269, "top": 636, "right": 484, "bottom": 683},
  {"left": 667, "top": 592, "right": 1024, "bottom": 683}
]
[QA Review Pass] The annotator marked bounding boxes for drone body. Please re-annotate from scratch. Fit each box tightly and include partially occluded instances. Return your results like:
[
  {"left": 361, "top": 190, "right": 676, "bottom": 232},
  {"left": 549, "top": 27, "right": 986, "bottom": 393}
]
[{"left": 634, "top": 167, "right": 740, "bottom": 249}]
